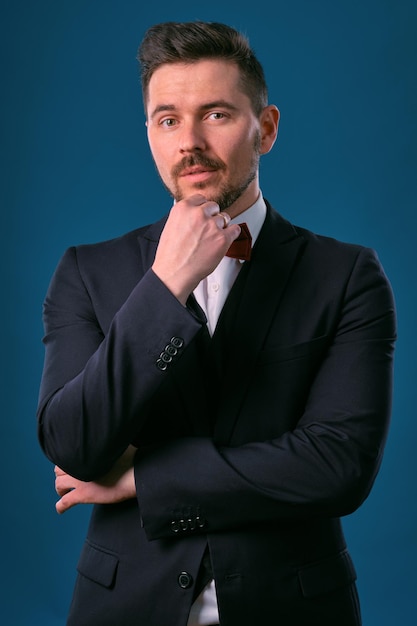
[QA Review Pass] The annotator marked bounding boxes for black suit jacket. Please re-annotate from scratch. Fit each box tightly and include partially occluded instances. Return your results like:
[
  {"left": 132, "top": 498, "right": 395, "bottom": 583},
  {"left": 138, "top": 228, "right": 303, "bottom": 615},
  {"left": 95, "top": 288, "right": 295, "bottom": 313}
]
[{"left": 37, "top": 202, "right": 396, "bottom": 625}]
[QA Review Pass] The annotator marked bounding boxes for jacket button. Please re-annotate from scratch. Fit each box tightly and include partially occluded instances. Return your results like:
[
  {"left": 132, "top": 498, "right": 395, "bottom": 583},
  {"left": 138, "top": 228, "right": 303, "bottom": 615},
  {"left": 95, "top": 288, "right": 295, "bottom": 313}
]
[{"left": 178, "top": 571, "right": 193, "bottom": 589}]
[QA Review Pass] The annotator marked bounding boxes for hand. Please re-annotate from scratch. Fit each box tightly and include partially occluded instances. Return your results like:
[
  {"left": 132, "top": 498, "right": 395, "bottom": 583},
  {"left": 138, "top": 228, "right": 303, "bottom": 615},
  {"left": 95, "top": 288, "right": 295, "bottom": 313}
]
[
  {"left": 152, "top": 194, "right": 241, "bottom": 304},
  {"left": 54, "top": 445, "right": 137, "bottom": 514}
]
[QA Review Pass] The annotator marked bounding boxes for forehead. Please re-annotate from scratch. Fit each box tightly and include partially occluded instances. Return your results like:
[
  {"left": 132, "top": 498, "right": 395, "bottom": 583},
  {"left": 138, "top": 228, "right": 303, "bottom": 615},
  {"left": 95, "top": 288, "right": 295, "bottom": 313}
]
[{"left": 146, "top": 59, "right": 246, "bottom": 111}]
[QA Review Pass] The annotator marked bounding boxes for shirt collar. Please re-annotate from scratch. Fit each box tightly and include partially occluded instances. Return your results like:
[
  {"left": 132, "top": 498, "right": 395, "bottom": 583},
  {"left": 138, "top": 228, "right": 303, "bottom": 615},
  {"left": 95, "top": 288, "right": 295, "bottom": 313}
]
[{"left": 230, "top": 192, "right": 266, "bottom": 248}]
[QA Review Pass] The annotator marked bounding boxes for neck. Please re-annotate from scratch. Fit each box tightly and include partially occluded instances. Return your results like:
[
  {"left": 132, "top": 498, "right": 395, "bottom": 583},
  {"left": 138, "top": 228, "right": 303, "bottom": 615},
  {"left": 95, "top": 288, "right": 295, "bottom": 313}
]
[{"left": 225, "top": 179, "right": 260, "bottom": 219}]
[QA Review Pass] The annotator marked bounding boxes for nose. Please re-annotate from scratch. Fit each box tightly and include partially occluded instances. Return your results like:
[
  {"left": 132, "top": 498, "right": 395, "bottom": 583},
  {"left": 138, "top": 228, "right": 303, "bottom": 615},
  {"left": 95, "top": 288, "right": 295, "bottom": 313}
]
[{"left": 178, "top": 120, "right": 206, "bottom": 153}]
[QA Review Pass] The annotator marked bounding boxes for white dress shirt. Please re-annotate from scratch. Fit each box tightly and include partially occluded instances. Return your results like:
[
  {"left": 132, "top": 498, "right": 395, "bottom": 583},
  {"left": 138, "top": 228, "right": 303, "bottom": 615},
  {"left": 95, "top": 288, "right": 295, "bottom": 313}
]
[
  {"left": 193, "top": 194, "right": 266, "bottom": 336},
  {"left": 187, "top": 193, "right": 267, "bottom": 626}
]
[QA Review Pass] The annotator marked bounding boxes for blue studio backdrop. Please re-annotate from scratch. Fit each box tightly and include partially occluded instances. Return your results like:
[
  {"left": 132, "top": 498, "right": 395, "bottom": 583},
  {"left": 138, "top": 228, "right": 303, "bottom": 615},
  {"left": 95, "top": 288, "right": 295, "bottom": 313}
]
[{"left": 2, "top": 1, "right": 416, "bottom": 624}]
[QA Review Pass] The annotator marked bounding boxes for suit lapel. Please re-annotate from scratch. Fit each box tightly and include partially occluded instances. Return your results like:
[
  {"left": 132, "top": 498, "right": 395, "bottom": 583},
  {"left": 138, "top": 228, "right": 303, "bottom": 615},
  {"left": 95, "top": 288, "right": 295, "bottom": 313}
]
[
  {"left": 136, "top": 214, "right": 168, "bottom": 271},
  {"left": 213, "top": 205, "right": 306, "bottom": 443}
]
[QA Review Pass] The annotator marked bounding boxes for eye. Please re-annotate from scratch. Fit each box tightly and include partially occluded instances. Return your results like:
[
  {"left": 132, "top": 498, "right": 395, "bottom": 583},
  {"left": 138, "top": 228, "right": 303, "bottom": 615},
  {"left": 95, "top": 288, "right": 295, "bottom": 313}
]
[
  {"left": 208, "top": 112, "right": 226, "bottom": 121},
  {"left": 160, "top": 118, "right": 177, "bottom": 128}
]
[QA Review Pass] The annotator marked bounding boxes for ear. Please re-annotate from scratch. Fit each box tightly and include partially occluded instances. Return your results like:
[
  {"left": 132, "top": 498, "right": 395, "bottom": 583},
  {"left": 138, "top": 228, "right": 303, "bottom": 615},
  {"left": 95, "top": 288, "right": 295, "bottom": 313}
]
[{"left": 259, "top": 105, "right": 280, "bottom": 155}]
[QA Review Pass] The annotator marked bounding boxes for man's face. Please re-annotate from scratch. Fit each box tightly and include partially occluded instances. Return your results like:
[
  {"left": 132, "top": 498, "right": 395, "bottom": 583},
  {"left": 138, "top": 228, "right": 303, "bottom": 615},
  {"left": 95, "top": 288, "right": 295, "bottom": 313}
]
[{"left": 146, "top": 59, "right": 271, "bottom": 218}]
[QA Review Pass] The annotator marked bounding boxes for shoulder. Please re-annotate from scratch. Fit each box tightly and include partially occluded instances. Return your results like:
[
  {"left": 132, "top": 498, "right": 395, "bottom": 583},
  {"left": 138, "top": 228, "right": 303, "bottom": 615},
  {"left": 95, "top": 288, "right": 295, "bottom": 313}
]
[
  {"left": 75, "top": 215, "right": 167, "bottom": 259},
  {"left": 56, "top": 214, "right": 168, "bottom": 271},
  {"left": 47, "top": 215, "right": 168, "bottom": 302},
  {"left": 264, "top": 201, "right": 394, "bottom": 305},
  {"left": 265, "top": 199, "right": 376, "bottom": 264}
]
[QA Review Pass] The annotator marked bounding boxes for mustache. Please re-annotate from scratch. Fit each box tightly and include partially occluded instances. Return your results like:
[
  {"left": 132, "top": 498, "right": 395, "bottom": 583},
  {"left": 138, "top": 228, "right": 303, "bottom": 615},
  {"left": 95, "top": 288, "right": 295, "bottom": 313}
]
[{"left": 171, "top": 155, "right": 226, "bottom": 178}]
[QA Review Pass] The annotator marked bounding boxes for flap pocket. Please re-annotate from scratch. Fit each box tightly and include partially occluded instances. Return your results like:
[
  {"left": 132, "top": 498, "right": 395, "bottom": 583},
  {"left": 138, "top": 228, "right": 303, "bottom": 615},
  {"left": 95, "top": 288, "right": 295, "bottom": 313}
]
[
  {"left": 77, "top": 540, "right": 119, "bottom": 589},
  {"left": 297, "top": 549, "right": 357, "bottom": 598}
]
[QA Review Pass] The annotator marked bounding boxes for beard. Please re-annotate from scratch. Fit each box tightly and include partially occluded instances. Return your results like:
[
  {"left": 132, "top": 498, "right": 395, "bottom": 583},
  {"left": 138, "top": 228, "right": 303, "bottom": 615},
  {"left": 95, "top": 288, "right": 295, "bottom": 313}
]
[{"left": 157, "top": 130, "right": 261, "bottom": 211}]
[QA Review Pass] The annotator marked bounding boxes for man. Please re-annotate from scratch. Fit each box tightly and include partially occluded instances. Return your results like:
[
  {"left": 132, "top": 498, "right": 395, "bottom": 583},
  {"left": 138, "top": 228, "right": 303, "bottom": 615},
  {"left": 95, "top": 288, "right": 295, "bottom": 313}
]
[{"left": 37, "top": 21, "right": 396, "bottom": 626}]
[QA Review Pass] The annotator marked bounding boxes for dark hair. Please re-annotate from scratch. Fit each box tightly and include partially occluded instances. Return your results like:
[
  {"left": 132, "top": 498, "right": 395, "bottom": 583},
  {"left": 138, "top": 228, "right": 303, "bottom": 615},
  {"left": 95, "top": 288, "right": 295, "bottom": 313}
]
[{"left": 137, "top": 21, "right": 268, "bottom": 116}]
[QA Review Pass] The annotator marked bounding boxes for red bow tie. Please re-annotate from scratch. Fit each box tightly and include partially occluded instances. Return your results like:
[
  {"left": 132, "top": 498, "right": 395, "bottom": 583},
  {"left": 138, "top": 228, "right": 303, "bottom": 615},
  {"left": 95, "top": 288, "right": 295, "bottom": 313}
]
[{"left": 225, "top": 223, "right": 252, "bottom": 261}]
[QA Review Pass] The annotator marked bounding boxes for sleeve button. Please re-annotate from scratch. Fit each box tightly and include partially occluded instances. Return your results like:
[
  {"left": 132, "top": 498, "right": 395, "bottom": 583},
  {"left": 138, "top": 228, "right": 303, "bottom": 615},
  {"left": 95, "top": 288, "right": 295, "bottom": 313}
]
[
  {"left": 156, "top": 359, "right": 168, "bottom": 371},
  {"left": 160, "top": 352, "right": 172, "bottom": 363},
  {"left": 196, "top": 515, "right": 206, "bottom": 528},
  {"left": 171, "top": 337, "right": 184, "bottom": 349}
]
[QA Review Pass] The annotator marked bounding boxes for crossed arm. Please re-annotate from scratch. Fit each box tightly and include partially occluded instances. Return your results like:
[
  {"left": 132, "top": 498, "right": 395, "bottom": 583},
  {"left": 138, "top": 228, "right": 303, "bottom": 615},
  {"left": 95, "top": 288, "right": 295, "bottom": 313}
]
[
  {"left": 54, "top": 445, "right": 137, "bottom": 514},
  {"left": 51, "top": 195, "right": 240, "bottom": 512},
  {"left": 43, "top": 200, "right": 396, "bottom": 529}
]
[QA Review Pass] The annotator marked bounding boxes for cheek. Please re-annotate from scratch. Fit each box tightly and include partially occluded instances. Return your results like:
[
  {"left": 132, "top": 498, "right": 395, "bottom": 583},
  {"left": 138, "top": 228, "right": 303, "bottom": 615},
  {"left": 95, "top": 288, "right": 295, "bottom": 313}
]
[
  {"left": 228, "top": 128, "right": 258, "bottom": 160},
  {"left": 228, "top": 140, "right": 254, "bottom": 171}
]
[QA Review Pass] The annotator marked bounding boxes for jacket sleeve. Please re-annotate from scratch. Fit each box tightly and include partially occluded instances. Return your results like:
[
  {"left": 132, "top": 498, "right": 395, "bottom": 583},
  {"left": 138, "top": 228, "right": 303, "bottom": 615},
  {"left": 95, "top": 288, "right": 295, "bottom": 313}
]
[
  {"left": 135, "top": 247, "right": 397, "bottom": 538},
  {"left": 37, "top": 246, "right": 204, "bottom": 480}
]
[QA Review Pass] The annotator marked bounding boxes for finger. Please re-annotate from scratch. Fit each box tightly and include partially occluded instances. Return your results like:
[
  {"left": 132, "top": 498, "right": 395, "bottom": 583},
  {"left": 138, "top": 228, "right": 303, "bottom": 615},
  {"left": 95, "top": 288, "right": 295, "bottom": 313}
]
[
  {"left": 202, "top": 201, "right": 220, "bottom": 218},
  {"left": 55, "top": 480, "right": 74, "bottom": 497},
  {"left": 56, "top": 492, "right": 76, "bottom": 514},
  {"left": 55, "top": 482, "right": 90, "bottom": 513},
  {"left": 54, "top": 466, "right": 66, "bottom": 477},
  {"left": 187, "top": 193, "right": 209, "bottom": 206},
  {"left": 224, "top": 223, "right": 242, "bottom": 244},
  {"left": 214, "top": 211, "right": 231, "bottom": 229},
  {"left": 55, "top": 473, "right": 77, "bottom": 496}
]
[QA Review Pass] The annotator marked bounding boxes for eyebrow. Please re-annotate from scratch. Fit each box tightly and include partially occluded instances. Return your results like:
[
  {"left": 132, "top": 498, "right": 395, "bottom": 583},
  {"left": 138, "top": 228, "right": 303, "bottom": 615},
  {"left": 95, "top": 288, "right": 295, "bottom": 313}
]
[{"left": 149, "top": 100, "right": 239, "bottom": 121}]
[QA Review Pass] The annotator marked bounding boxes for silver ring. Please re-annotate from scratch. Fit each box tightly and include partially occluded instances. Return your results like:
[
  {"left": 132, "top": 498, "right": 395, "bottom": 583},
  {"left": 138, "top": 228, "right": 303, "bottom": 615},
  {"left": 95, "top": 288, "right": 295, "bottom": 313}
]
[{"left": 218, "top": 212, "right": 230, "bottom": 229}]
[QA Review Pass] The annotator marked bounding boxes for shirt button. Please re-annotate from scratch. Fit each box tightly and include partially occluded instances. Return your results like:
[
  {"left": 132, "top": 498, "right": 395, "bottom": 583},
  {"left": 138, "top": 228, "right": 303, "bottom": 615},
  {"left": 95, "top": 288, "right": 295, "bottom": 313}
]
[
  {"left": 211, "top": 282, "right": 220, "bottom": 292},
  {"left": 178, "top": 571, "right": 193, "bottom": 589}
]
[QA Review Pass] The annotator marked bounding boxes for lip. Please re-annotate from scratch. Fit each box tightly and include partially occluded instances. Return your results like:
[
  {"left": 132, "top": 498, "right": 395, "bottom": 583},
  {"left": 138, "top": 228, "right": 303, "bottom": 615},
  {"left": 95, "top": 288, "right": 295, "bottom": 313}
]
[{"left": 179, "top": 166, "right": 217, "bottom": 181}]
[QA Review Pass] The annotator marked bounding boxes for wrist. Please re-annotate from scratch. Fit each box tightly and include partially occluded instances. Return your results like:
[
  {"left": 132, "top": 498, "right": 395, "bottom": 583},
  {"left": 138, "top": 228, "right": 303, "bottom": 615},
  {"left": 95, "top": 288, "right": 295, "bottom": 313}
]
[{"left": 151, "top": 264, "right": 194, "bottom": 306}]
